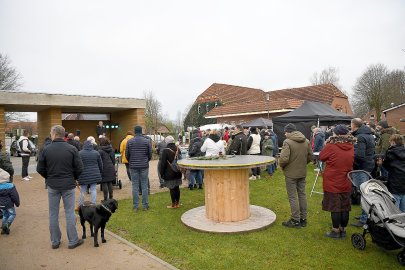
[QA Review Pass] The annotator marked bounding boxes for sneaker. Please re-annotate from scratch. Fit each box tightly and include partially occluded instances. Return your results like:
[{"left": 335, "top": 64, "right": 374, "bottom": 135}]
[
  {"left": 27, "top": 176, "right": 33, "bottom": 179},
  {"left": 68, "top": 239, "right": 84, "bottom": 249},
  {"left": 1, "top": 224, "right": 8, "bottom": 235},
  {"left": 22, "top": 177, "right": 30, "bottom": 181},
  {"left": 143, "top": 207, "right": 149, "bottom": 211},
  {"left": 198, "top": 184, "right": 203, "bottom": 189},
  {"left": 282, "top": 219, "right": 301, "bottom": 228},
  {"left": 249, "top": 175, "right": 257, "bottom": 180},
  {"left": 325, "top": 230, "right": 341, "bottom": 239},
  {"left": 340, "top": 230, "right": 347, "bottom": 238},
  {"left": 300, "top": 219, "right": 307, "bottom": 227},
  {"left": 52, "top": 242, "right": 61, "bottom": 249},
  {"left": 194, "top": 184, "right": 198, "bottom": 189},
  {"left": 257, "top": 175, "right": 261, "bottom": 179},
  {"left": 351, "top": 221, "right": 366, "bottom": 228}
]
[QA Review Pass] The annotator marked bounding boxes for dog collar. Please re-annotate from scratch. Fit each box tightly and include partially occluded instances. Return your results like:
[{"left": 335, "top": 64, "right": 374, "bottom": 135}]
[{"left": 101, "top": 204, "right": 112, "bottom": 214}]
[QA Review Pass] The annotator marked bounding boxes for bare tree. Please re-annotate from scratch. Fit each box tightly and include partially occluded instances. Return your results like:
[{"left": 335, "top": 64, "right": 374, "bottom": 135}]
[
  {"left": 0, "top": 53, "right": 26, "bottom": 122},
  {"left": 352, "top": 64, "right": 392, "bottom": 121},
  {"left": 310, "top": 66, "right": 341, "bottom": 89},
  {"left": 0, "top": 53, "right": 22, "bottom": 90},
  {"left": 143, "top": 90, "right": 162, "bottom": 134}
]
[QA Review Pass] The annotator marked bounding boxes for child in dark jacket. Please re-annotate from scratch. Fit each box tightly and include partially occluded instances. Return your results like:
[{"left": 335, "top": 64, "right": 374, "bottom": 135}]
[{"left": 0, "top": 169, "right": 20, "bottom": 235}]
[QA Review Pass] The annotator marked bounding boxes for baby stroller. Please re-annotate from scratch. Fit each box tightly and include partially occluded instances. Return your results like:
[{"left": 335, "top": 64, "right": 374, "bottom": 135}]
[{"left": 348, "top": 171, "right": 405, "bottom": 265}]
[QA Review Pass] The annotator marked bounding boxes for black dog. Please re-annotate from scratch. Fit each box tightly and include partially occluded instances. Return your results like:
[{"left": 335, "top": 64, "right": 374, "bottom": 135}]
[{"left": 78, "top": 199, "right": 118, "bottom": 247}]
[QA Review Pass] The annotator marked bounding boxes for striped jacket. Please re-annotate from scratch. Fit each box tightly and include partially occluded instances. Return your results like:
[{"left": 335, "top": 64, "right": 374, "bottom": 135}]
[{"left": 126, "top": 135, "right": 152, "bottom": 169}]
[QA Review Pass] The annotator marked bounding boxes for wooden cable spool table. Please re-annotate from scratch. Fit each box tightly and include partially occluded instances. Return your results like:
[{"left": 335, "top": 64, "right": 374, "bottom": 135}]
[{"left": 178, "top": 155, "right": 277, "bottom": 233}]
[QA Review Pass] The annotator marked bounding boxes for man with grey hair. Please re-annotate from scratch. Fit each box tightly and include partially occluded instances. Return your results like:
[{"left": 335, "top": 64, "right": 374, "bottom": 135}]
[
  {"left": 37, "top": 125, "right": 84, "bottom": 249},
  {"left": 350, "top": 118, "right": 375, "bottom": 227}
]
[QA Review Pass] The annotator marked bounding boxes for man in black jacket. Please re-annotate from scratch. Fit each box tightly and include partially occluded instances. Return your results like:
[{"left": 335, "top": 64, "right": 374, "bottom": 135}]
[
  {"left": 350, "top": 118, "right": 375, "bottom": 227},
  {"left": 67, "top": 133, "right": 81, "bottom": 151},
  {"left": 96, "top": 121, "right": 106, "bottom": 138},
  {"left": 226, "top": 125, "right": 247, "bottom": 155},
  {"left": 383, "top": 134, "right": 405, "bottom": 212},
  {"left": 37, "top": 125, "right": 84, "bottom": 249}
]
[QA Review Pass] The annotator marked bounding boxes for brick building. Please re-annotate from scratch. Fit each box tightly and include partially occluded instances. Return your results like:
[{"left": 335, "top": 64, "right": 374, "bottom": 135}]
[
  {"left": 186, "top": 83, "right": 352, "bottom": 126},
  {"left": 383, "top": 103, "right": 405, "bottom": 134}
]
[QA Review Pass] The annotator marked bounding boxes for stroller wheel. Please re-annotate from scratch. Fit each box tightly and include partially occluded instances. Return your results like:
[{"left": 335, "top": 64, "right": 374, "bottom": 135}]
[
  {"left": 118, "top": 180, "right": 122, "bottom": 189},
  {"left": 351, "top": 233, "right": 366, "bottom": 250},
  {"left": 397, "top": 251, "right": 405, "bottom": 266}
]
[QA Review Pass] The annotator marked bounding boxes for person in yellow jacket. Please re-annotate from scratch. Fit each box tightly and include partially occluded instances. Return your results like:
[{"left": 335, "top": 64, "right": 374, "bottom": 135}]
[{"left": 120, "top": 131, "right": 134, "bottom": 181}]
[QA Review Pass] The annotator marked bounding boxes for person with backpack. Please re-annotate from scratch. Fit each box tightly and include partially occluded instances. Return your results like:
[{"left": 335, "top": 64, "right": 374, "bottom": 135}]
[
  {"left": 226, "top": 125, "right": 247, "bottom": 155},
  {"left": 0, "top": 168, "right": 20, "bottom": 235},
  {"left": 18, "top": 130, "right": 32, "bottom": 181},
  {"left": 159, "top": 136, "right": 183, "bottom": 209}
]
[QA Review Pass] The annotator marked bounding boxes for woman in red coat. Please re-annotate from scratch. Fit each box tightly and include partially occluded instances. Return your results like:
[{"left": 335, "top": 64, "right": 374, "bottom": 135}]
[{"left": 319, "top": 124, "right": 355, "bottom": 239}]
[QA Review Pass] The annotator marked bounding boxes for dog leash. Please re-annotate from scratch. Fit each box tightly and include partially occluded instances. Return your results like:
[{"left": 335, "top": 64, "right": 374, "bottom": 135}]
[{"left": 101, "top": 204, "right": 112, "bottom": 214}]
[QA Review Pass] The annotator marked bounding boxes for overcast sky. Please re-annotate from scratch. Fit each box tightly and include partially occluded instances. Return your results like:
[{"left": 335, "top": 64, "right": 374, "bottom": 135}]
[{"left": 1, "top": 0, "right": 404, "bottom": 120}]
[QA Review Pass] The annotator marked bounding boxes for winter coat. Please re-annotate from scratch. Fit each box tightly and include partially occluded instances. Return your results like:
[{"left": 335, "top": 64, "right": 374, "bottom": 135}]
[
  {"left": 319, "top": 135, "right": 354, "bottom": 193},
  {"left": 352, "top": 125, "right": 375, "bottom": 172},
  {"left": 201, "top": 134, "right": 225, "bottom": 156},
  {"left": 270, "top": 132, "right": 279, "bottom": 156},
  {"left": 227, "top": 131, "right": 248, "bottom": 155},
  {"left": 120, "top": 134, "right": 134, "bottom": 164},
  {"left": 279, "top": 131, "right": 312, "bottom": 179},
  {"left": 96, "top": 125, "right": 106, "bottom": 137},
  {"left": 188, "top": 137, "right": 203, "bottom": 157},
  {"left": 157, "top": 141, "right": 167, "bottom": 156},
  {"left": 36, "top": 138, "right": 83, "bottom": 191},
  {"left": 261, "top": 138, "right": 274, "bottom": 157},
  {"left": 125, "top": 135, "right": 152, "bottom": 169},
  {"left": 78, "top": 141, "right": 103, "bottom": 185},
  {"left": 98, "top": 144, "right": 116, "bottom": 183},
  {"left": 313, "top": 132, "right": 325, "bottom": 153},
  {"left": 376, "top": 127, "right": 397, "bottom": 155},
  {"left": 0, "top": 152, "right": 14, "bottom": 178},
  {"left": 383, "top": 144, "right": 405, "bottom": 194},
  {"left": 247, "top": 133, "right": 261, "bottom": 155},
  {"left": 67, "top": 139, "right": 81, "bottom": 151},
  {"left": 18, "top": 136, "right": 31, "bottom": 156},
  {"left": 0, "top": 183, "right": 20, "bottom": 209},
  {"left": 159, "top": 143, "right": 182, "bottom": 182}
]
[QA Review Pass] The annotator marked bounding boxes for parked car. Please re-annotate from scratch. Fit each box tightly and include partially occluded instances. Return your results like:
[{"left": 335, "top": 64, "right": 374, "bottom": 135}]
[{"left": 9, "top": 139, "right": 37, "bottom": 157}]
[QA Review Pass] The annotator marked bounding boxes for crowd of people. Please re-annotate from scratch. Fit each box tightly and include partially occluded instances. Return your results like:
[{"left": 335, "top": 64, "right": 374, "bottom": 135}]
[{"left": 0, "top": 116, "right": 403, "bottom": 247}]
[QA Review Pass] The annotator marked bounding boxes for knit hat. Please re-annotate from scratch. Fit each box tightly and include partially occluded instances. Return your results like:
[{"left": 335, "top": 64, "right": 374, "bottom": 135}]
[
  {"left": 377, "top": 120, "right": 388, "bottom": 129},
  {"left": 165, "top": 135, "right": 175, "bottom": 144},
  {"left": 284, "top": 123, "right": 297, "bottom": 133},
  {"left": 333, "top": 124, "right": 349, "bottom": 135},
  {"left": 134, "top": 125, "right": 143, "bottom": 134}
]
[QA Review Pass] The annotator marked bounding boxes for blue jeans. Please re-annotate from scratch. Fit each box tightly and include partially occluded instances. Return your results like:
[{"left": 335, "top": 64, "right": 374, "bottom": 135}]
[
  {"left": 189, "top": 170, "right": 203, "bottom": 186},
  {"left": 48, "top": 187, "right": 79, "bottom": 247},
  {"left": 393, "top": 194, "right": 405, "bottom": 212},
  {"left": 352, "top": 171, "right": 370, "bottom": 223},
  {"left": 130, "top": 168, "right": 149, "bottom": 209},
  {"left": 267, "top": 164, "right": 276, "bottom": 175},
  {"left": 79, "top": 183, "right": 97, "bottom": 206},
  {"left": 1, "top": 207, "right": 16, "bottom": 227}
]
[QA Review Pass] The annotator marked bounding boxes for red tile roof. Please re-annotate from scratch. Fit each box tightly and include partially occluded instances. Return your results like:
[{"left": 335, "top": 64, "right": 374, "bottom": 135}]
[
  {"left": 205, "top": 98, "right": 303, "bottom": 117},
  {"left": 268, "top": 84, "right": 347, "bottom": 104},
  {"left": 198, "top": 83, "right": 347, "bottom": 118},
  {"left": 196, "top": 83, "right": 265, "bottom": 105}
]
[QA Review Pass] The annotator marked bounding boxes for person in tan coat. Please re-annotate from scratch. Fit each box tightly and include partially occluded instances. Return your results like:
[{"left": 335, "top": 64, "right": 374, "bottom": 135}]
[
  {"left": 120, "top": 131, "right": 134, "bottom": 181},
  {"left": 279, "top": 123, "right": 312, "bottom": 228}
]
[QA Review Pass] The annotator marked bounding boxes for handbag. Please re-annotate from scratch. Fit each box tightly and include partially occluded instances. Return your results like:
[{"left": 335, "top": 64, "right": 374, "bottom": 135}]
[{"left": 166, "top": 148, "right": 180, "bottom": 173}]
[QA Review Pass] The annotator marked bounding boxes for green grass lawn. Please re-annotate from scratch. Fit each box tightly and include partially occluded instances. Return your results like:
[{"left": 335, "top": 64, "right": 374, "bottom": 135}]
[{"left": 109, "top": 165, "right": 402, "bottom": 270}]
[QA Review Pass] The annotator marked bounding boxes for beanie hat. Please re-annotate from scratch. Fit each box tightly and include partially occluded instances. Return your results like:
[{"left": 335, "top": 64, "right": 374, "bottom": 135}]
[
  {"left": 134, "top": 125, "right": 143, "bottom": 134},
  {"left": 0, "top": 169, "right": 10, "bottom": 183},
  {"left": 284, "top": 123, "right": 297, "bottom": 133},
  {"left": 165, "top": 135, "right": 175, "bottom": 144},
  {"left": 333, "top": 124, "right": 349, "bottom": 135},
  {"left": 378, "top": 120, "right": 388, "bottom": 129}
]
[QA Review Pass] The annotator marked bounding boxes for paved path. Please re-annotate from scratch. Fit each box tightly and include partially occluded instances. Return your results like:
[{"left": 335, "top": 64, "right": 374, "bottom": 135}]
[{"left": 0, "top": 160, "right": 177, "bottom": 270}]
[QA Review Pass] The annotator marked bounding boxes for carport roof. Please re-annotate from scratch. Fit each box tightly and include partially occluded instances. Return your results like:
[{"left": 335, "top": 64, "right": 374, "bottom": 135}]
[{"left": 0, "top": 91, "right": 146, "bottom": 113}]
